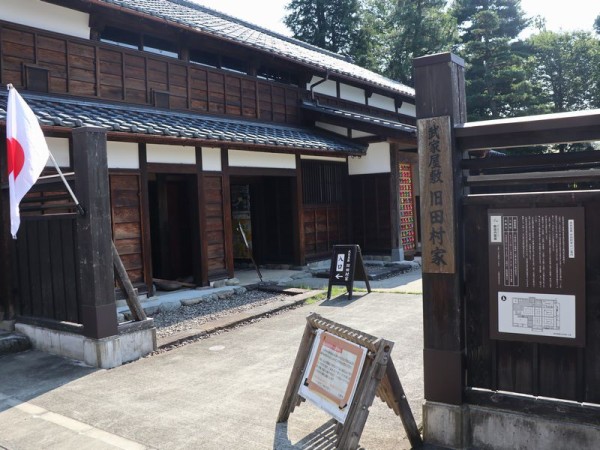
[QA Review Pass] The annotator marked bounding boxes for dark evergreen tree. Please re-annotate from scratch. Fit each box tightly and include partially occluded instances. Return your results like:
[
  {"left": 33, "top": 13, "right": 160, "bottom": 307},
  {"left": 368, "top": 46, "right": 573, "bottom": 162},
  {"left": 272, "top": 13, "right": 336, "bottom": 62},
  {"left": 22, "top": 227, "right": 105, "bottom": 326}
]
[
  {"left": 451, "top": 0, "right": 535, "bottom": 120},
  {"left": 386, "top": 0, "right": 457, "bottom": 85},
  {"left": 284, "top": 0, "right": 363, "bottom": 56}
]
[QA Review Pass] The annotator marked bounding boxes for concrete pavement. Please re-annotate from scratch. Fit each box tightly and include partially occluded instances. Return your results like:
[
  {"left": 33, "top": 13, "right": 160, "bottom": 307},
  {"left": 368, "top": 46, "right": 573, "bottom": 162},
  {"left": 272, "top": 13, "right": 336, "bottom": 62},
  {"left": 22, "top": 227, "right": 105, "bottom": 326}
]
[{"left": 0, "top": 287, "right": 425, "bottom": 450}]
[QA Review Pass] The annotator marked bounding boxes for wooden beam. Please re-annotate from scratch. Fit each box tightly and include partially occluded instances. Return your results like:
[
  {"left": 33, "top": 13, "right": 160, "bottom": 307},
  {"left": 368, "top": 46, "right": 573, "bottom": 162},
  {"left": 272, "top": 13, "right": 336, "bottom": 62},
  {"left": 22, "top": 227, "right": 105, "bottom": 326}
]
[
  {"left": 456, "top": 109, "right": 600, "bottom": 150},
  {"left": 73, "top": 126, "right": 118, "bottom": 339}
]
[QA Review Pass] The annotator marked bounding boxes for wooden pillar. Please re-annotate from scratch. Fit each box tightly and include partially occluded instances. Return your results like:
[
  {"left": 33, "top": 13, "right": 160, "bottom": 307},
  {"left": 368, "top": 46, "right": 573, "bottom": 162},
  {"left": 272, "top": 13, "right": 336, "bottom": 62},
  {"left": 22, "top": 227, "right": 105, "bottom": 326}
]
[
  {"left": 414, "top": 53, "right": 467, "bottom": 405},
  {"left": 221, "top": 148, "right": 234, "bottom": 278},
  {"left": 138, "top": 143, "right": 154, "bottom": 295},
  {"left": 195, "top": 147, "right": 209, "bottom": 286},
  {"left": 293, "top": 154, "right": 305, "bottom": 266},
  {"left": 73, "top": 126, "right": 118, "bottom": 339}
]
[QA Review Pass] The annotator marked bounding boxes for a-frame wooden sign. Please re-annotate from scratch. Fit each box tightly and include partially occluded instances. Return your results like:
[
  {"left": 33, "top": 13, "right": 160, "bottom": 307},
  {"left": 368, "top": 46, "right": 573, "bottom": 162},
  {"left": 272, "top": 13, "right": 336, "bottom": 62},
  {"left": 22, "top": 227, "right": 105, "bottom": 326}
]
[
  {"left": 277, "top": 313, "right": 422, "bottom": 449},
  {"left": 327, "top": 245, "right": 371, "bottom": 300}
]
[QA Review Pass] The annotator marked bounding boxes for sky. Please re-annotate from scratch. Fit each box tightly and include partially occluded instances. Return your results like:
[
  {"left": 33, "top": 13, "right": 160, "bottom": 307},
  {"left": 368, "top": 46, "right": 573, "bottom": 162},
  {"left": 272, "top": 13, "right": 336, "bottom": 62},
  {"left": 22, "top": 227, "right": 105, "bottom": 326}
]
[{"left": 192, "top": 0, "right": 600, "bottom": 38}]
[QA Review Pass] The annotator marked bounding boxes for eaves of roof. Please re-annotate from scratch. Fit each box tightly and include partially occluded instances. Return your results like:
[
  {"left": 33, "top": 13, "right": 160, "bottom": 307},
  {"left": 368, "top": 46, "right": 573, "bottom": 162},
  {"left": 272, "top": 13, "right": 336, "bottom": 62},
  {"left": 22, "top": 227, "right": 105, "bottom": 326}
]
[
  {"left": 0, "top": 92, "right": 366, "bottom": 155},
  {"left": 300, "top": 101, "right": 417, "bottom": 137},
  {"left": 88, "top": 0, "right": 415, "bottom": 99}
]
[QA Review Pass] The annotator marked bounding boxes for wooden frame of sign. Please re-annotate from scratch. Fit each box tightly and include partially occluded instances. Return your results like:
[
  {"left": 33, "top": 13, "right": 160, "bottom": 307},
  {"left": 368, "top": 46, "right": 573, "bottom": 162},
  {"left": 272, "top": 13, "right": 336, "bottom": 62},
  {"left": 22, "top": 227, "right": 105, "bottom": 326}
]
[
  {"left": 277, "top": 313, "right": 422, "bottom": 449},
  {"left": 327, "top": 245, "right": 371, "bottom": 300}
]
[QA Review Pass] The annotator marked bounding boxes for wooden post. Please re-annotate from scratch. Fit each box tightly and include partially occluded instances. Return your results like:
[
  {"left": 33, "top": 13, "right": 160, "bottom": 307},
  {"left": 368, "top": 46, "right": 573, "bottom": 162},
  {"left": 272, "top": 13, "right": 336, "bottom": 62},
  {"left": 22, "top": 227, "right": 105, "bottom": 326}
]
[
  {"left": 414, "top": 52, "right": 466, "bottom": 405},
  {"left": 73, "top": 126, "right": 118, "bottom": 339},
  {"left": 293, "top": 154, "right": 306, "bottom": 266},
  {"left": 112, "top": 241, "right": 147, "bottom": 321},
  {"left": 195, "top": 147, "right": 209, "bottom": 286}
]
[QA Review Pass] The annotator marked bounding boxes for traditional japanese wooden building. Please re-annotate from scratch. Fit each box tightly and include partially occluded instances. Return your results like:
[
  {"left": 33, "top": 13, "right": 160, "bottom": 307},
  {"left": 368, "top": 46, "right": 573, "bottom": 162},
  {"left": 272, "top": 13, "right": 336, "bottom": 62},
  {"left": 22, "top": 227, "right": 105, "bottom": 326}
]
[{"left": 0, "top": 0, "right": 418, "bottom": 303}]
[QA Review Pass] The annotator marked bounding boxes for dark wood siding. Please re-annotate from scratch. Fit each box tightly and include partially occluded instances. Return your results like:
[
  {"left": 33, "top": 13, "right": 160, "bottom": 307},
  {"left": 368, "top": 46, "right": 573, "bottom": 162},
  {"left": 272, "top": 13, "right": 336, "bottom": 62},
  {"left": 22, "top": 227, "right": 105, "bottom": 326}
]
[
  {"left": 204, "top": 174, "right": 227, "bottom": 276},
  {"left": 0, "top": 21, "right": 302, "bottom": 124},
  {"left": 301, "top": 160, "right": 349, "bottom": 259},
  {"left": 350, "top": 173, "right": 392, "bottom": 254},
  {"left": 303, "top": 206, "right": 348, "bottom": 260},
  {"left": 14, "top": 216, "right": 79, "bottom": 323},
  {"left": 109, "top": 173, "right": 145, "bottom": 285}
]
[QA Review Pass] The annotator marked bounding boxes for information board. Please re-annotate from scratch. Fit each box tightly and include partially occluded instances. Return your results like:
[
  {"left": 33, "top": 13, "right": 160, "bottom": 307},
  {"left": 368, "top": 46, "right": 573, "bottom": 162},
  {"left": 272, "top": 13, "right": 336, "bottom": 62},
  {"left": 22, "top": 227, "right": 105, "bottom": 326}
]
[
  {"left": 488, "top": 207, "right": 585, "bottom": 346},
  {"left": 298, "top": 330, "right": 367, "bottom": 424}
]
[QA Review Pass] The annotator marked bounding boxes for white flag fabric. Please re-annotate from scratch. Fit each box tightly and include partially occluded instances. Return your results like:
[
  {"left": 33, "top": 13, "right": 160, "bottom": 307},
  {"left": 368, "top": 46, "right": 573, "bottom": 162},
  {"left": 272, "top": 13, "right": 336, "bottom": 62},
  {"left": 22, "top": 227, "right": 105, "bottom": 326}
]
[{"left": 6, "top": 87, "right": 49, "bottom": 238}]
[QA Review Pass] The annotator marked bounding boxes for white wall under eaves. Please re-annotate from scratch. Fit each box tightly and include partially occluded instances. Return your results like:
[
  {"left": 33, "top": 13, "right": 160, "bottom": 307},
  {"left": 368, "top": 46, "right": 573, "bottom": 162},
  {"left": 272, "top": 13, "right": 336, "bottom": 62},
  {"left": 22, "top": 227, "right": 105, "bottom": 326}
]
[
  {"left": 4, "top": 0, "right": 90, "bottom": 39},
  {"left": 348, "top": 142, "right": 390, "bottom": 175},
  {"left": 398, "top": 102, "right": 416, "bottom": 117},
  {"left": 107, "top": 142, "right": 139, "bottom": 169},
  {"left": 368, "top": 93, "right": 396, "bottom": 112},
  {"left": 228, "top": 150, "right": 296, "bottom": 169},
  {"left": 44, "top": 137, "right": 70, "bottom": 168},
  {"left": 147, "top": 144, "right": 196, "bottom": 164}
]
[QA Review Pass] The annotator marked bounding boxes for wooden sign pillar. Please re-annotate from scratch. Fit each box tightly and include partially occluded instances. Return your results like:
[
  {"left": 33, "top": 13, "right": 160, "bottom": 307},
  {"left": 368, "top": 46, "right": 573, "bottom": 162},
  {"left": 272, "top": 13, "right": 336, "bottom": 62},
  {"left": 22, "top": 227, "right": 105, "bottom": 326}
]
[
  {"left": 413, "top": 53, "right": 467, "bottom": 405},
  {"left": 277, "top": 313, "right": 422, "bottom": 449},
  {"left": 73, "top": 126, "right": 118, "bottom": 339}
]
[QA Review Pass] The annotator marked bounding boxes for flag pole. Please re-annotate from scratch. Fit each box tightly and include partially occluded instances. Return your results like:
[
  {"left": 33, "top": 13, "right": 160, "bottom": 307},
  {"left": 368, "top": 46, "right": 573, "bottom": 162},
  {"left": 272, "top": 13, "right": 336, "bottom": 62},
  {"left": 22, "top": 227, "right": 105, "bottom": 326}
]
[
  {"left": 47, "top": 150, "right": 86, "bottom": 216},
  {"left": 6, "top": 83, "right": 85, "bottom": 217}
]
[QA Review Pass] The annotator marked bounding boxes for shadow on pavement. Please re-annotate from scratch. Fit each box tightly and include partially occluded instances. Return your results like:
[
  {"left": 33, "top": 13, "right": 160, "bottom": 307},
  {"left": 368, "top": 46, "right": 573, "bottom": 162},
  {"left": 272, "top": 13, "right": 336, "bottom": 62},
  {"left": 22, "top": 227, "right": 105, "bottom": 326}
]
[
  {"left": 0, "top": 350, "right": 97, "bottom": 413},
  {"left": 274, "top": 419, "right": 366, "bottom": 450}
]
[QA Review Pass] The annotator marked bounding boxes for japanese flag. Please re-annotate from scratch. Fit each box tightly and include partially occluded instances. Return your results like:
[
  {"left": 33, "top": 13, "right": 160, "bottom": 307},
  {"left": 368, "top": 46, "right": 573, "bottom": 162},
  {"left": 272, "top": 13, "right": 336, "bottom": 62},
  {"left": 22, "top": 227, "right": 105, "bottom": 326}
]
[{"left": 6, "top": 87, "right": 49, "bottom": 238}]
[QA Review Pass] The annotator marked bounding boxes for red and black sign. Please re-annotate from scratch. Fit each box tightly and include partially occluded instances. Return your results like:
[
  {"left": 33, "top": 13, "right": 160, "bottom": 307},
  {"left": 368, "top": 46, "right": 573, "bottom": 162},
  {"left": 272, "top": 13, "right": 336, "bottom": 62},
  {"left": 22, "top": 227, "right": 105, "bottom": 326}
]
[{"left": 327, "top": 245, "right": 371, "bottom": 300}]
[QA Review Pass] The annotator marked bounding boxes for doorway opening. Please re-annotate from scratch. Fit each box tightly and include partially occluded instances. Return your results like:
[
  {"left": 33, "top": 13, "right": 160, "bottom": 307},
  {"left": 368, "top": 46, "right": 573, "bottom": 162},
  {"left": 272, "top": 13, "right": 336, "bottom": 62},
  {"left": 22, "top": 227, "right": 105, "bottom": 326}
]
[
  {"left": 230, "top": 176, "right": 294, "bottom": 265},
  {"left": 148, "top": 173, "right": 198, "bottom": 282}
]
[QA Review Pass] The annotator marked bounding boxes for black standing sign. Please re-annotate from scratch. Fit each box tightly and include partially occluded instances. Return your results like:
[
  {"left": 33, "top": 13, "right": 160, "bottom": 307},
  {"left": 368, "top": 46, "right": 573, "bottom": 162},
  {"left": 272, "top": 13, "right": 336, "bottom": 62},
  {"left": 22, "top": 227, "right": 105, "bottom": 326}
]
[{"left": 327, "top": 245, "right": 371, "bottom": 300}]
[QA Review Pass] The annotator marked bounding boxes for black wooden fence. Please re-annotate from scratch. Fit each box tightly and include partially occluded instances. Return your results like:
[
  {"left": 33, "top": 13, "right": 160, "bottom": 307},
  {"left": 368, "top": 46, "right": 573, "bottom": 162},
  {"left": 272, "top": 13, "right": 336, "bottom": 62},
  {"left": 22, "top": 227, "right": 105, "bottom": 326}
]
[{"left": 415, "top": 53, "right": 600, "bottom": 431}]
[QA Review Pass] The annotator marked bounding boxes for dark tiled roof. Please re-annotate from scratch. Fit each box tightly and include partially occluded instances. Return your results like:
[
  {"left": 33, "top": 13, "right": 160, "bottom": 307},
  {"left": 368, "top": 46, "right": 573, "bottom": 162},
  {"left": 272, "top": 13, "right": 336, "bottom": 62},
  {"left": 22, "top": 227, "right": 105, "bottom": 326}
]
[
  {"left": 0, "top": 92, "right": 366, "bottom": 154},
  {"left": 300, "top": 100, "right": 417, "bottom": 136},
  {"left": 93, "top": 0, "right": 415, "bottom": 98}
]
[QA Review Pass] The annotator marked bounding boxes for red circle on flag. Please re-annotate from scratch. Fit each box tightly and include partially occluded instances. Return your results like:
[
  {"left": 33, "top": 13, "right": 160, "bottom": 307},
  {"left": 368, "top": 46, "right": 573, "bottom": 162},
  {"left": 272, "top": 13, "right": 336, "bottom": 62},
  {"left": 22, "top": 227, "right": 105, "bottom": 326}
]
[{"left": 7, "top": 137, "right": 25, "bottom": 180}]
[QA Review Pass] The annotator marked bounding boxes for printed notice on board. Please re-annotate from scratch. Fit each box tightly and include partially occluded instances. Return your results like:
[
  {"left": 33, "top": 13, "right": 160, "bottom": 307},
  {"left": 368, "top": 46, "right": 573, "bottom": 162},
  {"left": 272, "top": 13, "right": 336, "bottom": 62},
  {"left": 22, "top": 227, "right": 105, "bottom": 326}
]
[
  {"left": 488, "top": 207, "right": 585, "bottom": 346},
  {"left": 298, "top": 330, "right": 367, "bottom": 424}
]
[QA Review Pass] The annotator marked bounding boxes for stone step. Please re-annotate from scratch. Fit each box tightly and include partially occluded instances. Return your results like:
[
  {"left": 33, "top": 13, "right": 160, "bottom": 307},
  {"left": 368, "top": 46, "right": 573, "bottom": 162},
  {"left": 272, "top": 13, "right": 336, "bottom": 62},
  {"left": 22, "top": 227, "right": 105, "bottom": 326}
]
[{"left": 0, "top": 331, "right": 31, "bottom": 356}]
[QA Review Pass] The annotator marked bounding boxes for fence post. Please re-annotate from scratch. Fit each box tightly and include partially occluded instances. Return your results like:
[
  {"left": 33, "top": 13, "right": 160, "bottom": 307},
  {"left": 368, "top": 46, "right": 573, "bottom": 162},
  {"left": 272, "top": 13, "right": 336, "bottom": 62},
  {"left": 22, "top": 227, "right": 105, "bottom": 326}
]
[
  {"left": 73, "top": 126, "right": 118, "bottom": 339},
  {"left": 413, "top": 52, "right": 466, "bottom": 408}
]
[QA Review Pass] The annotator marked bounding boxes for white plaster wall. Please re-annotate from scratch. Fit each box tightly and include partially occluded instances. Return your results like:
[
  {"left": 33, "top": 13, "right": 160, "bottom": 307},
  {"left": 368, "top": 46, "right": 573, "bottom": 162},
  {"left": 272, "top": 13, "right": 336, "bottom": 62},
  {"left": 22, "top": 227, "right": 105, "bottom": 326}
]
[
  {"left": 315, "top": 122, "right": 347, "bottom": 137},
  {"left": 44, "top": 137, "right": 69, "bottom": 168},
  {"left": 3, "top": 0, "right": 90, "bottom": 39},
  {"left": 107, "top": 142, "right": 139, "bottom": 169},
  {"left": 348, "top": 142, "right": 390, "bottom": 175},
  {"left": 300, "top": 155, "right": 346, "bottom": 163},
  {"left": 340, "top": 84, "right": 365, "bottom": 104},
  {"left": 202, "top": 147, "right": 222, "bottom": 171},
  {"left": 307, "top": 76, "right": 337, "bottom": 97},
  {"left": 352, "top": 130, "right": 376, "bottom": 138},
  {"left": 228, "top": 150, "right": 296, "bottom": 169},
  {"left": 147, "top": 144, "right": 196, "bottom": 164},
  {"left": 398, "top": 102, "right": 416, "bottom": 117},
  {"left": 368, "top": 93, "right": 396, "bottom": 112}
]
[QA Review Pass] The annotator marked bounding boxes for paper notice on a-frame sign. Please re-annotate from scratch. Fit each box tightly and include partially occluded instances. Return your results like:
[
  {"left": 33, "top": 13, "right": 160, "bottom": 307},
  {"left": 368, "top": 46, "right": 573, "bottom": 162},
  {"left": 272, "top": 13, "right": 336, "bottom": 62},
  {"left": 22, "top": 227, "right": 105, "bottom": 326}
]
[{"left": 297, "top": 330, "right": 367, "bottom": 424}]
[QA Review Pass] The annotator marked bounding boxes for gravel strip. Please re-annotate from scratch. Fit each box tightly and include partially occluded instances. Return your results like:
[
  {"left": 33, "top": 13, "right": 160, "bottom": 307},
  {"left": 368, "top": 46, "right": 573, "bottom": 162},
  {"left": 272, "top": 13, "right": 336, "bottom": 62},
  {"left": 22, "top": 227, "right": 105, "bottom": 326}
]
[{"left": 152, "top": 289, "right": 291, "bottom": 339}]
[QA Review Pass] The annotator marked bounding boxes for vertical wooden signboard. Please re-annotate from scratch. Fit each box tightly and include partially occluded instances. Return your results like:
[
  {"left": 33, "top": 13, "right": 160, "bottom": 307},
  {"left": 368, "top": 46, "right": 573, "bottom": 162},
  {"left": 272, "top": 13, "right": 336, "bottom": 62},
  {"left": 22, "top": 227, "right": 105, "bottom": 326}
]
[
  {"left": 326, "top": 245, "right": 371, "bottom": 300},
  {"left": 418, "top": 116, "right": 455, "bottom": 274}
]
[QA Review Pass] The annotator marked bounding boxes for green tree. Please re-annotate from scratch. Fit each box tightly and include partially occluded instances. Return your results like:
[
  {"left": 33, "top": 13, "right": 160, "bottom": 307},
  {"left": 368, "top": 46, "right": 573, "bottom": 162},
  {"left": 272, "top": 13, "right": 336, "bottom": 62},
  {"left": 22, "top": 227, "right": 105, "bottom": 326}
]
[
  {"left": 527, "top": 30, "right": 600, "bottom": 113},
  {"left": 452, "top": 0, "right": 536, "bottom": 120},
  {"left": 594, "top": 15, "right": 600, "bottom": 35},
  {"left": 386, "top": 0, "right": 457, "bottom": 85},
  {"left": 284, "top": 0, "right": 363, "bottom": 56}
]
